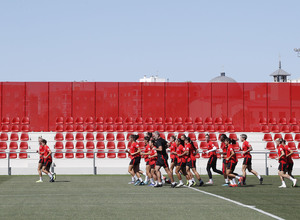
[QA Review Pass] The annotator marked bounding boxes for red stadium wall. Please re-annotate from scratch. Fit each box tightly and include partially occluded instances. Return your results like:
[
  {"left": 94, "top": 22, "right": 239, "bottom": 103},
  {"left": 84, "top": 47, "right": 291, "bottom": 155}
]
[{"left": 0, "top": 82, "right": 298, "bottom": 132}]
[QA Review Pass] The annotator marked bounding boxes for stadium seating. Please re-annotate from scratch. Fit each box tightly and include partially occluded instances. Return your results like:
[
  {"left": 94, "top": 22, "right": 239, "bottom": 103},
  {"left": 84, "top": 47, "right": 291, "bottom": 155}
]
[
  {"left": 76, "top": 150, "right": 84, "bottom": 158},
  {"left": 174, "top": 117, "right": 183, "bottom": 125},
  {"left": 10, "top": 133, "right": 19, "bottom": 141},
  {"left": 95, "top": 125, "right": 104, "bottom": 132},
  {"left": 145, "top": 117, "right": 153, "bottom": 125},
  {"left": 165, "top": 117, "right": 173, "bottom": 125},
  {"left": 107, "top": 142, "right": 116, "bottom": 149},
  {"left": 20, "top": 133, "right": 29, "bottom": 141},
  {"left": 0, "top": 142, "right": 7, "bottom": 149},
  {"left": 86, "top": 150, "right": 94, "bottom": 158},
  {"left": 107, "top": 150, "right": 116, "bottom": 158},
  {"left": 66, "top": 117, "right": 74, "bottom": 124},
  {"left": 117, "top": 142, "right": 126, "bottom": 149},
  {"left": 65, "top": 142, "right": 74, "bottom": 149},
  {"left": 85, "top": 125, "right": 94, "bottom": 132},
  {"left": 21, "top": 117, "right": 30, "bottom": 125},
  {"left": 55, "top": 142, "right": 64, "bottom": 149},
  {"left": 194, "top": 117, "right": 203, "bottom": 125},
  {"left": 21, "top": 125, "right": 30, "bottom": 132},
  {"left": 115, "top": 117, "right": 123, "bottom": 124},
  {"left": 266, "top": 142, "right": 275, "bottom": 150},
  {"left": 96, "top": 150, "right": 105, "bottom": 158},
  {"left": 1, "top": 125, "right": 10, "bottom": 132},
  {"left": 86, "top": 133, "right": 94, "bottom": 141},
  {"left": 76, "top": 142, "right": 84, "bottom": 149},
  {"left": 75, "top": 125, "right": 84, "bottom": 132},
  {"left": 75, "top": 117, "right": 84, "bottom": 124},
  {"left": 214, "top": 117, "right": 223, "bottom": 125},
  {"left": 125, "top": 117, "right": 133, "bottom": 124},
  {"left": 95, "top": 117, "right": 104, "bottom": 124},
  {"left": 155, "top": 117, "right": 163, "bottom": 125},
  {"left": 19, "top": 150, "right": 28, "bottom": 159},
  {"left": 106, "top": 133, "right": 115, "bottom": 141},
  {"left": 188, "top": 133, "right": 196, "bottom": 141},
  {"left": 135, "top": 117, "right": 143, "bottom": 124},
  {"left": 184, "top": 117, "right": 193, "bottom": 125},
  {"left": 116, "top": 133, "right": 125, "bottom": 141},
  {"left": 20, "top": 142, "right": 28, "bottom": 150},
  {"left": 295, "top": 134, "right": 300, "bottom": 142},
  {"left": 284, "top": 134, "right": 293, "bottom": 141},
  {"left": 85, "top": 116, "right": 94, "bottom": 124},
  {"left": 263, "top": 134, "right": 272, "bottom": 141},
  {"left": 96, "top": 142, "right": 105, "bottom": 149},
  {"left": 9, "top": 142, "right": 18, "bottom": 150},
  {"left": 65, "top": 125, "right": 74, "bottom": 132},
  {"left": 86, "top": 142, "right": 95, "bottom": 149},
  {"left": 65, "top": 150, "right": 74, "bottom": 158},
  {"left": 65, "top": 133, "right": 74, "bottom": 141},
  {"left": 289, "top": 118, "right": 297, "bottom": 125},
  {"left": 1, "top": 133, "right": 9, "bottom": 141},
  {"left": 56, "top": 117, "right": 64, "bottom": 125},
  {"left": 75, "top": 133, "right": 84, "bottom": 141},
  {"left": 288, "top": 142, "right": 296, "bottom": 150},
  {"left": 9, "top": 150, "right": 17, "bottom": 159},
  {"left": 0, "top": 150, "right": 6, "bottom": 159},
  {"left": 268, "top": 151, "right": 278, "bottom": 159},
  {"left": 225, "top": 117, "right": 233, "bottom": 125},
  {"left": 11, "top": 125, "right": 19, "bottom": 132}
]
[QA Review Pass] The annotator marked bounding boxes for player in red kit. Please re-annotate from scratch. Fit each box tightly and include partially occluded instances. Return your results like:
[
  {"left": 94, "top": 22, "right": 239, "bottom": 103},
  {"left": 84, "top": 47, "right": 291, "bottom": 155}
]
[
  {"left": 240, "top": 134, "right": 263, "bottom": 185},
  {"left": 283, "top": 140, "right": 295, "bottom": 179},
  {"left": 148, "top": 140, "right": 158, "bottom": 186},
  {"left": 174, "top": 138, "right": 188, "bottom": 188},
  {"left": 168, "top": 136, "right": 177, "bottom": 175},
  {"left": 141, "top": 136, "right": 151, "bottom": 185},
  {"left": 36, "top": 136, "right": 44, "bottom": 183},
  {"left": 41, "top": 139, "right": 54, "bottom": 182}
]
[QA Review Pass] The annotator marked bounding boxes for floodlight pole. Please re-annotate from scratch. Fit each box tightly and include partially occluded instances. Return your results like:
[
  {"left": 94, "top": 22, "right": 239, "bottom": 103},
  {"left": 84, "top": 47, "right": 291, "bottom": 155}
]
[{"left": 294, "top": 48, "right": 300, "bottom": 57}]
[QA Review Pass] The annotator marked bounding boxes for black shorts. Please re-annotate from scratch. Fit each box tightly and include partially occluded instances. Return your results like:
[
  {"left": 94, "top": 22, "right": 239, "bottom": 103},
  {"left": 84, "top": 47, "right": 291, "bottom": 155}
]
[
  {"left": 146, "top": 161, "right": 149, "bottom": 166},
  {"left": 171, "top": 157, "right": 177, "bottom": 164},
  {"left": 243, "top": 157, "right": 252, "bottom": 166},
  {"left": 39, "top": 158, "right": 44, "bottom": 164},
  {"left": 286, "top": 162, "right": 293, "bottom": 172},
  {"left": 187, "top": 159, "right": 196, "bottom": 168},
  {"left": 222, "top": 159, "right": 227, "bottom": 174},
  {"left": 177, "top": 161, "right": 186, "bottom": 169},
  {"left": 156, "top": 155, "right": 169, "bottom": 168},
  {"left": 226, "top": 162, "right": 237, "bottom": 172},
  {"left": 129, "top": 157, "right": 141, "bottom": 166},
  {"left": 43, "top": 160, "right": 52, "bottom": 169},
  {"left": 207, "top": 156, "right": 217, "bottom": 167},
  {"left": 150, "top": 164, "right": 155, "bottom": 169},
  {"left": 278, "top": 162, "right": 287, "bottom": 171}
]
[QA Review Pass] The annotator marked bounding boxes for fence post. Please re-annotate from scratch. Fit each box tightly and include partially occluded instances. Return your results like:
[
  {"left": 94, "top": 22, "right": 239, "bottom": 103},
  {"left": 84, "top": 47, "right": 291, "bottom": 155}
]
[
  {"left": 265, "top": 152, "right": 269, "bottom": 176},
  {"left": 7, "top": 152, "right": 11, "bottom": 175},
  {"left": 93, "top": 152, "right": 97, "bottom": 175}
]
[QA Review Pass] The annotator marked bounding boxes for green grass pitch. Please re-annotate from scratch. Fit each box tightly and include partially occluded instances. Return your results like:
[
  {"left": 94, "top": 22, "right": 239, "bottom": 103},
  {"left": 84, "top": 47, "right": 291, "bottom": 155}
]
[{"left": 0, "top": 175, "right": 298, "bottom": 220}]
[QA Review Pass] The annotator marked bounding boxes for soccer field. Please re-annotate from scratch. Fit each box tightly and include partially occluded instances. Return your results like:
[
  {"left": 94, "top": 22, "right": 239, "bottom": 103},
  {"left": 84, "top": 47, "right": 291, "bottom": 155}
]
[{"left": 0, "top": 175, "right": 298, "bottom": 220}]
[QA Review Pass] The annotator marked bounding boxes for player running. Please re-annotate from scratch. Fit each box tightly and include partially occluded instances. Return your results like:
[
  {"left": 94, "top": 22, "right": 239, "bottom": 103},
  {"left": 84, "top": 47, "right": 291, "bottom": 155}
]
[
  {"left": 220, "top": 134, "right": 230, "bottom": 186},
  {"left": 205, "top": 134, "right": 223, "bottom": 184},
  {"left": 240, "top": 134, "right": 263, "bottom": 185},
  {"left": 36, "top": 136, "right": 45, "bottom": 183},
  {"left": 153, "top": 131, "right": 176, "bottom": 188},
  {"left": 174, "top": 138, "right": 188, "bottom": 188},
  {"left": 148, "top": 139, "right": 158, "bottom": 186},
  {"left": 283, "top": 140, "right": 294, "bottom": 179},
  {"left": 41, "top": 139, "right": 55, "bottom": 182},
  {"left": 276, "top": 138, "right": 297, "bottom": 188},
  {"left": 168, "top": 135, "right": 177, "bottom": 175},
  {"left": 141, "top": 136, "right": 151, "bottom": 184}
]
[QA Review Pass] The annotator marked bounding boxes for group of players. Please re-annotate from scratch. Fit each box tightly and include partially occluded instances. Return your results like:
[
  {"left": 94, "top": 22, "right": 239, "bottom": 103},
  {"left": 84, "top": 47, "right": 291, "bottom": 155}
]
[
  {"left": 36, "top": 136, "right": 56, "bottom": 183},
  {"left": 126, "top": 131, "right": 297, "bottom": 188}
]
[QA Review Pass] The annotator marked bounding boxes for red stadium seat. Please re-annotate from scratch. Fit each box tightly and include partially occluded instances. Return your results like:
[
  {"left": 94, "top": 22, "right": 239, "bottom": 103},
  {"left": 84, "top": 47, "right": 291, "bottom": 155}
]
[
  {"left": 236, "top": 151, "right": 243, "bottom": 159},
  {"left": 281, "top": 125, "right": 290, "bottom": 133},
  {"left": 195, "top": 125, "right": 205, "bottom": 132},
  {"left": 0, "top": 133, "right": 8, "bottom": 141},
  {"left": 225, "top": 117, "right": 233, "bottom": 125},
  {"left": 216, "top": 125, "right": 225, "bottom": 133},
  {"left": 268, "top": 150, "right": 278, "bottom": 159},
  {"left": 214, "top": 117, "right": 223, "bottom": 125},
  {"left": 155, "top": 117, "right": 163, "bottom": 125},
  {"left": 66, "top": 117, "right": 74, "bottom": 124},
  {"left": 259, "top": 117, "right": 267, "bottom": 125},
  {"left": 167, "top": 133, "right": 175, "bottom": 141},
  {"left": 137, "top": 133, "right": 144, "bottom": 141},
  {"left": 9, "top": 150, "right": 17, "bottom": 159},
  {"left": 65, "top": 150, "right": 74, "bottom": 158},
  {"left": 146, "top": 125, "right": 155, "bottom": 132},
  {"left": 86, "top": 142, "right": 95, "bottom": 149},
  {"left": 292, "top": 125, "right": 300, "bottom": 133},
  {"left": 284, "top": 134, "right": 293, "bottom": 142},
  {"left": 10, "top": 133, "right": 19, "bottom": 141},
  {"left": 85, "top": 125, "right": 94, "bottom": 132},
  {"left": 156, "top": 125, "right": 165, "bottom": 132},
  {"left": 292, "top": 152, "right": 300, "bottom": 159},
  {"left": 12, "top": 117, "right": 20, "bottom": 125},
  {"left": 20, "top": 133, "right": 29, "bottom": 141},
  {"left": 206, "top": 125, "right": 215, "bottom": 132},
  {"left": 266, "top": 142, "right": 275, "bottom": 150},
  {"left": 105, "top": 125, "right": 114, "bottom": 132},
  {"left": 232, "top": 143, "right": 240, "bottom": 151},
  {"left": 76, "top": 150, "right": 84, "bottom": 158},
  {"left": 75, "top": 125, "right": 84, "bottom": 132},
  {"left": 95, "top": 125, "right": 104, "bottom": 132},
  {"left": 295, "top": 134, "right": 300, "bottom": 142},
  {"left": 165, "top": 117, "right": 173, "bottom": 125},
  {"left": 125, "top": 117, "right": 133, "bottom": 124},
  {"left": 0, "top": 142, "right": 7, "bottom": 150},
  {"left": 135, "top": 125, "right": 143, "bottom": 132},
  {"left": 166, "top": 125, "right": 175, "bottom": 132},
  {"left": 186, "top": 125, "right": 195, "bottom": 132},
  {"left": 229, "top": 133, "right": 238, "bottom": 141},
  {"left": 11, "top": 125, "right": 19, "bottom": 132},
  {"left": 106, "top": 133, "right": 115, "bottom": 141},
  {"left": 75, "top": 117, "right": 84, "bottom": 124},
  {"left": 200, "top": 142, "right": 208, "bottom": 150},
  {"left": 216, "top": 149, "right": 221, "bottom": 158},
  {"left": 117, "top": 142, "right": 126, "bottom": 149},
  {"left": 145, "top": 117, "right": 153, "bottom": 125},
  {"left": 174, "top": 117, "right": 183, "bottom": 125},
  {"left": 20, "top": 142, "right": 28, "bottom": 150},
  {"left": 209, "top": 133, "right": 217, "bottom": 141},
  {"left": 116, "top": 125, "right": 124, "bottom": 132},
  {"left": 184, "top": 117, "right": 193, "bottom": 125},
  {"left": 107, "top": 142, "right": 116, "bottom": 149},
  {"left": 176, "top": 125, "right": 184, "bottom": 132},
  {"left": 0, "top": 150, "right": 6, "bottom": 159},
  {"left": 65, "top": 142, "right": 74, "bottom": 149},
  {"left": 261, "top": 125, "right": 270, "bottom": 133},
  {"left": 188, "top": 133, "right": 196, "bottom": 141},
  {"left": 65, "top": 133, "right": 74, "bottom": 141},
  {"left": 96, "top": 150, "right": 105, "bottom": 158},
  {"left": 226, "top": 125, "right": 235, "bottom": 133},
  {"left": 75, "top": 133, "right": 84, "bottom": 141},
  {"left": 127, "top": 142, "right": 131, "bottom": 149},
  {"left": 116, "top": 133, "right": 125, "bottom": 141},
  {"left": 115, "top": 117, "right": 123, "bottom": 124},
  {"left": 19, "top": 150, "right": 28, "bottom": 159},
  {"left": 177, "top": 133, "right": 185, "bottom": 139},
  {"left": 96, "top": 133, "right": 105, "bottom": 141},
  {"left": 54, "top": 133, "right": 64, "bottom": 141},
  {"left": 56, "top": 117, "right": 63, "bottom": 125},
  {"left": 21, "top": 125, "right": 30, "bottom": 132},
  {"left": 85, "top": 116, "right": 94, "bottom": 124},
  {"left": 289, "top": 118, "right": 297, "bottom": 125},
  {"left": 65, "top": 125, "right": 74, "bottom": 132},
  {"left": 118, "top": 152, "right": 127, "bottom": 158},
  {"left": 86, "top": 133, "right": 94, "bottom": 141},
  {"left": 204, "top": 117, "right": 213, "bottom": 125},
  {"left": 54, "top": 142, "right": 64, "bottom": 149},
  {"left": 263, "top": 134, "right": 273, "bottom": 141},
  {"left": 54, "top": 150, "right": 63, "bottom": 159},
  {"left": 75, "top": 142, "right": 84, "bottom": 149},
  {"left": 86, "top": 150, "right": 94, "bottom": 158},
  {"left": 279, "top": 118, "right": 287, "bottom": 125},
  {"left": 107, "top": 150, "right": 116, "bottom": 158},
  {"left": 95, "top": 117, "right": 104, "bottom": 124},
  {"left": 21, "top": 117, "right": 30, "bottom": 125},
  {"left": 195, "top": 117, "right": 203, "bottom": 125},
  {"left": 135, "top": 117, "right": 143, "bottom": 125},
  {"left": 9, "top": 142, "right": 18, "bottom": 150},
  {"left": 126, "top": 133, "right": 133, "bottom": 141},
  {"left": 273, "top": 133, "right": 282, "bottom": 140},
  {"left": 96, "top": 142, "right": 105, "bottom": 149},
  {"left": 198, "top": 133, "right": 206, "bottom": 141},
  {"left": 125, "top": 125, "right": 134, "bottom": 132},
  {"left": 288, "top": 142, "right": 296, "bottom": 150},
  {"left": 269, "top": 118, "right": 277, "bottom": 125},
  {"left": 1, "top": 125, "right": 10, "bottom": 132},
  {"left": 55, "top": 125, "right": 64, "bottom": 132}
]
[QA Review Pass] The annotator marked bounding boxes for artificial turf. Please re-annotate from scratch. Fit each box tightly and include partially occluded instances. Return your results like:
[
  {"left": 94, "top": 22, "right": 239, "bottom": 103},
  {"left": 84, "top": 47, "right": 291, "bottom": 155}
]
[{"left": 0, "top": 175, "right": 298, "bottom": 220}]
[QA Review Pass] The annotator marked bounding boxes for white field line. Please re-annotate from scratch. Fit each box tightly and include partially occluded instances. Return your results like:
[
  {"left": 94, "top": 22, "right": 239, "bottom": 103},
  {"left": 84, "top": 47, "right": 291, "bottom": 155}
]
[{"left": 185, "top": 186, "right": 284, "bottom": 220}]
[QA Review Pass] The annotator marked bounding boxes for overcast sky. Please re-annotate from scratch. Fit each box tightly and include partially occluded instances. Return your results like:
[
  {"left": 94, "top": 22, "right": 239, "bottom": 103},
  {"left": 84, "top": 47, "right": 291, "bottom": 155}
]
[{"left": 0, "top": 0, "right": 299, "bottom": 82}]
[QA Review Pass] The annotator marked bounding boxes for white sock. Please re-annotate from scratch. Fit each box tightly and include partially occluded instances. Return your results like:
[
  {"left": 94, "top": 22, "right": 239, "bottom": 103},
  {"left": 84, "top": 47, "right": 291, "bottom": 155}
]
[
  {"left": 192, "top": 178, "right": 195, "bottom": 182},
  {"left": 225, "top": 179, "right": 229, "bottom": 184},
  {"left": 232, "top": 178, "right": 237, "bottom": 185},
  {"left": 48, "top": 173, "right": 53, "bottom": 178},
  {"left": 230, "top": 180, "right": 233, "bottom": 185},
  {"left": 209, "top": 179, "right": 213, "bottom": 182},
  {"left": 179, "top": 180, "right": 183, "bottom": 184},
  {"left": 40, "top": 177, "right": 42, "bottom": 181},
  {"left": 131, "top": 177, "right": 135, "bottom": 182},
  {"left": 139, "top": 178, "right": 143, "bottom": 182},
  {"left": 257, "top": 175, "right": 261, "bottom": 179},
  {"left": 282, "top": 181, "right": 286, "bottom": 185},
  {"left": 150, "top": 178, "right": 154, "bottom": 184},
  {"left": 289, "top": 177, "right": 294, "bottom": 181},
  {"left": 145, "top": 176, "right": 149, "bottom": 182},
  {"left": 189, "top": 180, "right": 193, "bottom": 184}
]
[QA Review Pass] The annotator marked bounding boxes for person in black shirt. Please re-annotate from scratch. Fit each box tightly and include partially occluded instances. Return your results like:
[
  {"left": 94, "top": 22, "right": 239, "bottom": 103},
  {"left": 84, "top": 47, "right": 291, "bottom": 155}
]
[{"left": 153, "top": 131, "right": 176, "bottom": 188}]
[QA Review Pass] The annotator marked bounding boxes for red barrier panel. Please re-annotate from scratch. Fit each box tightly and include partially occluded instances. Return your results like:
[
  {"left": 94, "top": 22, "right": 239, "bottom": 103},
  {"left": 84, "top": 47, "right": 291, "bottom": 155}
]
[
  {"left": 212, "top": 83, "right": 227, "bottom": 121},
  {"left": 119, "top": 83, "right": 142, "bottom": 119},
  {"left": 96, "top": 82, "right": 118, "bottom": 118},
  {"left": 291, "top": 83, "right": 300, "bottom": 120},
  {"left": 166, "top": 83, "right": 188, "bottom": 119},
  {"left": 228, "top": 83, "right": 244, "bottom": 131}
]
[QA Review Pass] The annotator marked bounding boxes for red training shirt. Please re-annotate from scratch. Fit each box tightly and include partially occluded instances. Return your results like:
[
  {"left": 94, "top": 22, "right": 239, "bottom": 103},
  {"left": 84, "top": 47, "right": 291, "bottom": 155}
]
[
  {"left": 227, "top": 144, "right": 237, "bottom": 163},
  {"left": 242, "top": 141, "right": 252, "bottom": 158},
  {"left": 277, "top": 144, "right": 287, "bottom": 164}
]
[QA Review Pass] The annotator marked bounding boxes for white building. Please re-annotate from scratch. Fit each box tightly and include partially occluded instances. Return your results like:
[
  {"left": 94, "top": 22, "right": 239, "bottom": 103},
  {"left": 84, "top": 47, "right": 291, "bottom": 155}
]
[{"left": 140, "top": 75, "right": 166, "bottom": 82}]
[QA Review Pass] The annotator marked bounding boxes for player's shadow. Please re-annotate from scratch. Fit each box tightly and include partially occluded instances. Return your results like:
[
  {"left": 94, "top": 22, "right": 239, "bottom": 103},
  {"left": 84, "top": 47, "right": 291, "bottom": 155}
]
[{"left": 54, "top": 180, "right": 71, "bottom": 182}]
